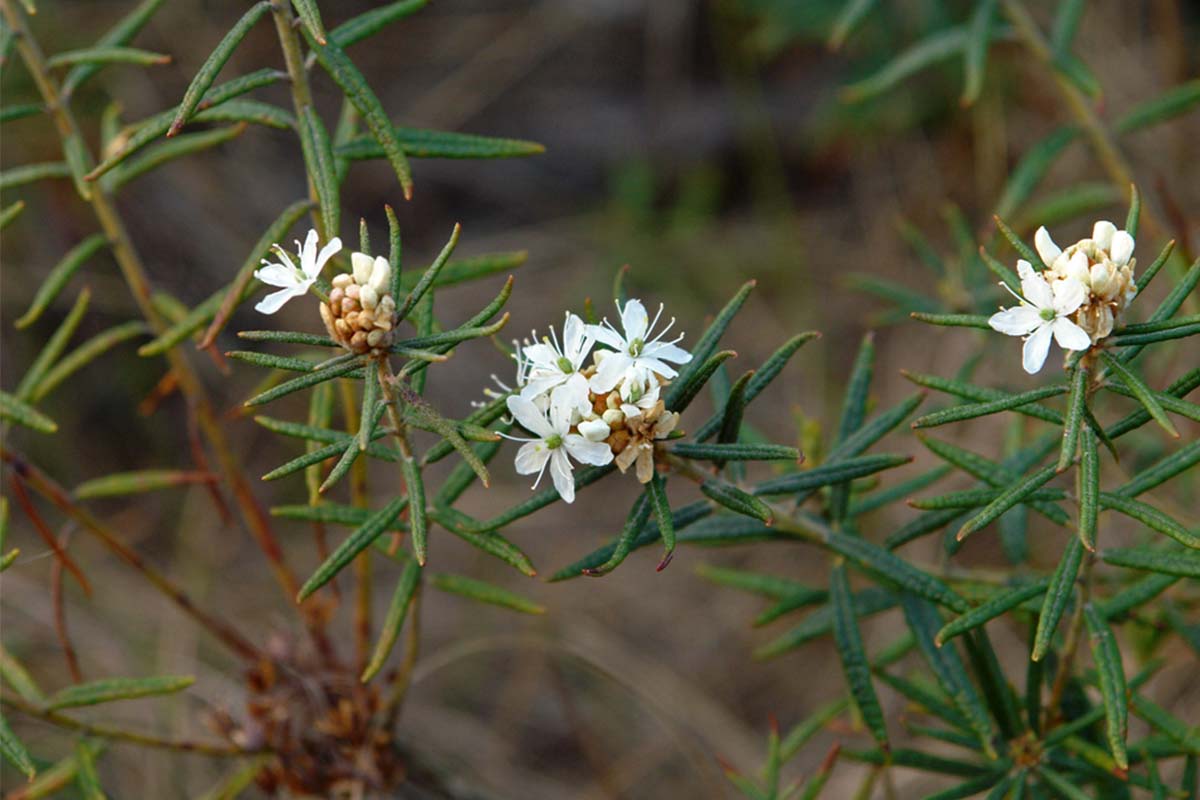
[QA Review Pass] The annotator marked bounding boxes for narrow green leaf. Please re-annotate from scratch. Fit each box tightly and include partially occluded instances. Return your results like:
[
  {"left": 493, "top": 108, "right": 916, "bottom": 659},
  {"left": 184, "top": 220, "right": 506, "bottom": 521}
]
[
  {"left": 701, "top": 479, "right": 774, "bottom": 525},
  {"left": 330, "top": 0, "right": 428, "bottom": 49},
  {"left": 1107, "top": 321, "right": 1200, "bottom": 347},
  {"left": 664, "top": 349, "right": 737, "bottom": 413},
  {"left": 236, "top": 330, "right": 336, "bottom": 348},
  {"left": 754, "top": 454, "right": 911, "bottom": 496},
  {"left": 0, "top": 200, "right": 26, "bottom": 230},
  {"left": 337, "top": 126, "right": 545, "bottom": 161},
  {"left": 912, "top": 385, "right": 1068, "bottom": 429},
  {"left": 244, "top": 359, "right": 363, "bottom": 407},
  {"left": 1104, "top": 382, "right": 1200, "bottom": 424},
  {"left": 828, "top": 0, "right": 879, "bottom": 49},
  {"left": 669, "top": 280, "right": 754, "bottom": 402},
  {"left": 850, "top": 465, "right": 952, "bottom": 518},
  {"left": 901, "top": 595, "right": 998, "bottom": 758},
  {"left": 74, "top": 738, "right": 106, "bottom": 800},
  {"left": 396, "top": 224, "right": 459, "bottom": 322},
  {"left": 399, "top": 457, "right": 428, "bottom": 565},
  {"left": 61, "top": 0, "right": 168, "bottom": 98},
  {"left": 307, "top": 31, "right": 413, "bottom": 198},
  {"left": 47, "top": 45, "right": 168, "bottom": 68},
  {"left": 1077, "top": 427, "right": 1099, "bottom": 552},
  {"left": 910, "top": 312, "right": 992, "bottom": 329},
  {"left": 994, "top": 215, "right": 1044, "bottom": 270},
  {"left": 0, "top": 390, "right": 57, "bottom": 433},
  {"left": 290, "top": 0, "right": 326, "bottom": 44},
  {"left": 936, "top": 580, "right": 1049, "bottom": 646},
  {"left": 0, "top": 161, "right": 70, "bottom": 191},
  {"left": 755, "top": 589, "right": 895, "bottom": 659},
  {"left": 106, "top": 123, "right": 248, "bottom": 190},
  {"left": 670, "top": 442, "right": 800, "bottom": 463},
  {"left": 994, "top": 126, "right": 1079, "bottom": 220},
  {"left": 1033, "top": 538, "right": 1085, "bottom": 661},
  {"left": 88, "top": 69, "right": 288, "bottom": 180},
  {"left": 425, "top": 506, "right": 535, "bottom": 576},
  {"left": 695, "top": 564, "right": 808, "bottom": 600},
  {"left": 647, "top": 472, "right": 676, "bottom": 568},
  {"left": 1100, "top": 493, "right": 1200, "bottom": 549},
  {"left": 1106, "top": 367, "right": 1200, "bottom": 440},
  {"left": 961, "top": 0, "right": 997, "bottom": 106},
  {"left": 298, "top": 497, "right": 408, "bottom": 600},
  {"left": 716, "top": 370, "right": 754, "bottom": 450},
  {"left": 823, "top": 530, "right": 969, "bottom": 613},
  {"left": 908, "top": 487, "right": 1063, "bottom": 511},
  {"left": 695, "top": 332, "right": 820, "bottom": 441},
  {"left": 1102, "top": 547, "right": 1200, "bottom": 579},
  {"left": 1124, "top": 184, "right": 1141, "bottom": 240},
  {"left": 0, "top": 103, "right": 43, "bottom": 124},
  {"left": 842, "top": 27, "right": 967, "bottom": 103},
  {"left": 830, "top": 563, "right": 888, "bottom": 747},
  {"left": 46, "top": 675, "right": 195, "bottom": 710},
  {"left": 32, "top": 321, "right": 148, "bottom": 402},
  {"left": 1115, "top": 79, "right": 1200, "bottom": 134},
  {"left": 1083, "top": 603, "right": 1129, "bottom": 769},
  {"left": 1058, "top": 366, "right": 1088, "bottom": 471},
  {"left": 430, "top": 573, "right": 543, "bottom": 614},
  {"left": 168, "top": 2, "right": 272, "bottom": 136},
  {"left": 477, "top": 465, "right": 615, "bottom": 534},
  {"left": 15, "top": 234, "right": 108, "bottom": 330},
  {"left": 1100, "top": 352, "right": 1178, "bottom": 437},
  {"left": 299, "top": 106, "right": 339, "bottom": 240},
  {"left": 1134, "top": 239, "right": 1176, "bottom": 293},
  {"left": 956, "top": 464, "right": 1059, "bottom": 543},
  {"left": 16, "top": 288, "right": 90, "bottom": 402},
  {"left": 1130, "top": 694, "right": 1200, "bottom": 753},
  {"left": 74, "top": 469, "right": 213, "bottom": 499},
  {"left": 0, "top": 712, "right": 35, "bottom": 780},
  {"left": 361, "top": 558, "right": 420, "bottom": 682},
  {"left": 583, "top": 490, "right": 653, "bottom": 577}
]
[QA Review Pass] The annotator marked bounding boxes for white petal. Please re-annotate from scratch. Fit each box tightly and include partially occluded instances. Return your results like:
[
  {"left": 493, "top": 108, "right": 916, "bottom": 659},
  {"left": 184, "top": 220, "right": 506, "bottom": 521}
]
[
  {"left": 520, "top": 374, "right": 567, "bottom": 401},
  {"left": 368, "top": 255, "right": 390, "bottom": 294},
  {"left": 254, "top": 262, "right": 300, "bottom": 288},
  {"left": 642, "top": 340, "right": 692, "bottom": 365},
  {"left": 352, "top": 252, "right": 374, "bottom": 284},
  {"left": 514, "top": 441, "right": 550, "bottom": 476},
  {"left": 988, "top": 305, "right": 1042, "bottom": 336},
  {"left": 587, "top": 324, "right": 625, "bottom": 351},
  {"left": 564, "top": 434, "right": 614, "bottom": 466},
  {"left": 311, "top": 237, "right": 342, "bottom": 278},
  {"left": 1052, "top": 277, "right": 1087, "bottom": 315},
  {"left": 619, "top": 299, "right": 649, "bottom": 342},
  {"left": 1065, "top": 251, "right": 1090, "bottom": 284},
  {"left": 300, "top": 229, "right": 318, "bottom": 273},
  {"left": 521, "top": 342, "right": 559, "bottom": 369},
  {"left": 506, "top": 395, "right": 554, "bottom": 438},
  {"left": 1110, "top": 231, "right": 1134, "bottom": 266},
  {"left": 1091, "top": 220, "right": 1116, "bottom": 252},
  {"left": 589, "top": 351, "right": 631, "bottom": 393},
  {"left": 562, "top": 313, "right": 590, "bottom": 361},
  {"left": 549, "top": 450, "right": 575, "bottom": 503},
  {"left": 548, "top": 390, "right": 576, "bottom": 432},
  {"left": 1052, "top": 317, "right": 1092, "bottom": 352},
  {"left": 254, "top": 286, "right": 303, "bottom": 314},
  {"left": 635, "top": 357, "right": 679, "bottom": 380},
  {"left": 1034, "top": 227, "right": 1062, "bottom": 266},
  {"left": 577, "top": 418, "right": 611, "bottom": 443},
  {"left": 1021, "top": 324, "right": 1053, "bottom": 374}
]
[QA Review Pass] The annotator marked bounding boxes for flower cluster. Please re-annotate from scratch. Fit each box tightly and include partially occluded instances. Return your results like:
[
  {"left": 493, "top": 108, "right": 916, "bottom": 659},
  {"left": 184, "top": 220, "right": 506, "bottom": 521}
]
[
  {"left": 502, "top": 299, "right": 693, "bottom": 502},
  {"left": 252, "top": 228, "right": 400, "bottom": 358},
  {"left": 989, "top": 220, "right": 1136, "bottom": 373},
  {"left": 320, "top": 252, "right": 398, "bottom": 356}
]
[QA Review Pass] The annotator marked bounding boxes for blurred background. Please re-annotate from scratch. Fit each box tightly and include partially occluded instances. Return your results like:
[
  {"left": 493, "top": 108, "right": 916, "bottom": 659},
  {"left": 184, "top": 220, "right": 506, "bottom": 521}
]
[{"left": 2, "top": 0, "right": 1198, "bottom": 796}]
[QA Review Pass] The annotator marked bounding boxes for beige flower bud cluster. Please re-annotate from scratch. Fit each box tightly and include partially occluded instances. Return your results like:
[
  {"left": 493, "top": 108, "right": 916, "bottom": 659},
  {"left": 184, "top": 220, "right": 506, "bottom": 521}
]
[
  {"left": 320, "top": 252, "right": 397, "bottom": 356},
  {"left": 1036, "top": 221, "right": 1137, "bottom": 344},
  {"left": 581, "top": 355, "right": 680, "bottom": 484}
]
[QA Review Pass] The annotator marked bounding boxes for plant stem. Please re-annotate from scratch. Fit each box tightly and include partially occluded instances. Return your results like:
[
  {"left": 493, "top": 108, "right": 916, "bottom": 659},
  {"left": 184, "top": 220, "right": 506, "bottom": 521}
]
[
  {"left": 0, "top": 0, "right": 301, "bottom": 604},
  {"left": 1000, "top": 0, "right": 1168, "bottom": 244},
  {"left": 1043, "top": 556, "right": 1094, "bottom": 729},
  {"left": 1, "top": 695, "right": 254, "bottom": 757},
  {"left": 340, "top": 378, "right": 373, "bottom": 674},
  {"left": 268, "top": 0, "right": 326, "bottom": 236},
  {"left": 2, "top": 448, "right": 264, "bottom": 663}
]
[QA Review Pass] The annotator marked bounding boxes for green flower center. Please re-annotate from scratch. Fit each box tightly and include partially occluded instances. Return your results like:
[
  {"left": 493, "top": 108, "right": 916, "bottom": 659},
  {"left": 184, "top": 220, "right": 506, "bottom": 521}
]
[
  {"left": 629, "top": 338, "right": 644, "bottom": 357},
  {"left": 557, "top": 356, "right": 574, "bottom": 373},
  {"left": 1039, "top": 308, "right": 1056, "bottom": 321},
  {"left": 627, "top": 382, "right": 643, "bottom": 402},
  {"left": 546, "top": 434, "right": 563, "bottom": 449}
]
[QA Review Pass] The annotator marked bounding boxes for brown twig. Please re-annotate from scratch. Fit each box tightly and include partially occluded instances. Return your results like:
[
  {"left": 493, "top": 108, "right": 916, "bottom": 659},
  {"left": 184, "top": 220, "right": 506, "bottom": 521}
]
[
  {"left": 1, "top": 694, "right": 255, "bottom": 757},
  {"left": 50, "top": 526, "right": 84, "bottom": 683},
  {"left": 2, "top": 449, "right": 263, "bottom": 663},
  {"left": 8, "top": 474, "right": 91, "bottom": 595}
]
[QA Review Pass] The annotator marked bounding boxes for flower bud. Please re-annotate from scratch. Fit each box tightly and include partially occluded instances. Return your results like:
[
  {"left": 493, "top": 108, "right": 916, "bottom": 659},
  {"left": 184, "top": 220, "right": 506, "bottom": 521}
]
[
  {"left": 1092, "top": 220, "right": 1116, "bottom": 252},
  {"left": 368, "top": 256, "right": 390, "bottom": 295},
  {"left": 1110, "top": 231, "right": 1134, "bottom": 266},
  {"left": 360, "top": 286, "right": 379, "bottom": 311},
  {"left": 578, "top": 418, "right": 611, "bottom": 442},
  {"left": 1090, "top": 262, "right": 1116, "bottom": 298},
  {"left": 332, "top": 273, "right": 353, "bottom": 289},
  {"left": 351, "top": 252, "right": 374, "bottom": 285},
  {"left": 601, "top": 408, "right": 625, "bottom": 427}
]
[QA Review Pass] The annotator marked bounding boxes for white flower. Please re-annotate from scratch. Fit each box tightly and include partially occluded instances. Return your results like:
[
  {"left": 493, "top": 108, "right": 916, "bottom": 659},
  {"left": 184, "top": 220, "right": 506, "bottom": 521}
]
[
  {"left": 253, "top": 229, "right": 341, "bottom": 314},
  {"left": 518, "top": 313, "right": 595, "bottom": 417},
  {"left": 502, "top": 395, "right": 613, "bottom": 503},
  {"left": 588, "top": 299, "right": 692, "bottom": 394},
  {"left": 989, "top": 260, "right": 1091, "bottom": 374}
]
